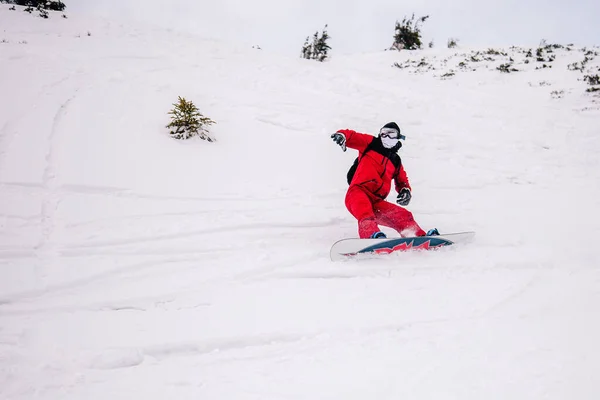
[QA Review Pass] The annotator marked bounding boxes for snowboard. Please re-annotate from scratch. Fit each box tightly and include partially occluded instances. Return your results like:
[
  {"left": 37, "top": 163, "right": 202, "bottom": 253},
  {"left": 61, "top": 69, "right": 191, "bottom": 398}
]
[{"left": 330, "top": 231, "right": 475, "bottom": 261}]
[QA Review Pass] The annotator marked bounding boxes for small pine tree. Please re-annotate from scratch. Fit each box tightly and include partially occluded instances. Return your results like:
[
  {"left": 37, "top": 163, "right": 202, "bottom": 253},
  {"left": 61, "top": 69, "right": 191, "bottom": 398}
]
[
  {"left": 301, "top": 36, "right": 311, "bottom": 59},
  {"left": 391, "top": 14, "right": 429, "bottom": 50},
  {"left": 300, "top": 25, "right": 331, "bottom": 62},
  {"left": 313, "top": 25, "right": 331, "bottom": 61},
  {"left": 447, "top": 38, "right": 458, "bottom": 48},
  {"left": 166, "top": 96, "right": 215, "bottom": 141}
]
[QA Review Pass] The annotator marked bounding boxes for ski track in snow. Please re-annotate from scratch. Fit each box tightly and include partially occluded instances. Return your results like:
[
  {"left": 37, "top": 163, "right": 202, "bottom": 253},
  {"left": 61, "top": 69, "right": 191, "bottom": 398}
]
[
  {"left": 0, "top": 181, "right": 317, "bottom": 201},
  {"left": 37, "top": 94, "right": 76, "bottom": 255},
  {"left": 1, "top": 6, "right": 600, "bottom": 400}
]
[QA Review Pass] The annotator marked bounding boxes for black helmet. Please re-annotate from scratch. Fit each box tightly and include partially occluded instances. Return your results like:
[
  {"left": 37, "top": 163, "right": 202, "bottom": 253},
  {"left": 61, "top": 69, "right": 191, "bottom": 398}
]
[{"left": 379, "top": 122, "right": 406, "bottom": 140}]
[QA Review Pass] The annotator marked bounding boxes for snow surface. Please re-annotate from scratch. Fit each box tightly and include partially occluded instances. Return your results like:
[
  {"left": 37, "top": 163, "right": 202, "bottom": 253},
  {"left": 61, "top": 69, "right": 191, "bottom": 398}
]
[{"left": 1, "top": 6, "right": 600, "bottom": 400}]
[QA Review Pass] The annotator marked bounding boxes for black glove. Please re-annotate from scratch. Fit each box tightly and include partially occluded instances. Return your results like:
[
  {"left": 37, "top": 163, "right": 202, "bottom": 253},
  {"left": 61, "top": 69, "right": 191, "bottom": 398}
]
[
  {"left": 331, "top": 132, "right": 346, "bottom": 152},
  {"left": 396, "top": 188, "right": 411, "bottom": 206}
]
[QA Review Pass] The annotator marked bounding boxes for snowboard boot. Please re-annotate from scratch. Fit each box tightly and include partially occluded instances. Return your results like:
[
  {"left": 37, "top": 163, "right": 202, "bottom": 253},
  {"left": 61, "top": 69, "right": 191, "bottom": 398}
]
[
  {"left": 371, "top": 231, "right": 387, "bottom": 239},
  {"left": 426, "top": 228, "right": 440, "bottom": 236}
]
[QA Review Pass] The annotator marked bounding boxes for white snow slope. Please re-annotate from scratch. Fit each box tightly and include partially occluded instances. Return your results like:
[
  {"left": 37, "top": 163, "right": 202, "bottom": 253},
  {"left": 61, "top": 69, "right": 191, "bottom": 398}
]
[{"left": 2, "top": 7, "right": 600, "bottom": 400}]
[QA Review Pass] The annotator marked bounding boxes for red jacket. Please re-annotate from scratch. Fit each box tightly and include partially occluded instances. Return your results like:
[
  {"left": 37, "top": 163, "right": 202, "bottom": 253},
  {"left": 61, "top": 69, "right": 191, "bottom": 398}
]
[{"left": 339, "top": 129, "right": 411, "bottom": 200}]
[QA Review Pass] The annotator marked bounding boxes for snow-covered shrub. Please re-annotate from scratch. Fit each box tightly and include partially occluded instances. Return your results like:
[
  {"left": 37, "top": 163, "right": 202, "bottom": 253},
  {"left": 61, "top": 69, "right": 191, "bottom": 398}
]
[
  {"left": 568, "top": 57, "right": 590, "bottom": 72},
  {"left": 43, "top": 0, "right": 65, "bottom": 11},
  {"left": 301, "top": 25, "right": 331, "bottom": 62},
  {"left": 536, "top": 46, "right": 557, "bottom": 63},
  {"left": 441, "top": 71, "right": 455, "bottom": 79},
  {"left": 2, "top": 1, "right": 66, "bottom": 11},
  {"left": 166, "top": 96, "right": 215, "bottom": 141},
  {"left": 497, "top": 63, "right": 518, "bottom": 73},
  {"left": 584, "top": 75, "right": 600, "bottom": 94},
  {"left": 447, "top": 38, "right": 458, "bottom": 48},
  {"left": 2, "top": 1, "right": 67, "bottom": 17},
  {"left": 584, "top": 75, "right": 600, "bottom": 86},
  {"left": 391, "top": 14, "right": 429, "bottom": 50}
]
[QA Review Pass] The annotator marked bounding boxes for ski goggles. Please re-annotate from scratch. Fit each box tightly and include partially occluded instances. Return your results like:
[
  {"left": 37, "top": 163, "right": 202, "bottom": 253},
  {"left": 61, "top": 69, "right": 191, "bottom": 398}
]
[{"left": 380, "top": 127, "right": 406, "bottom": 140}]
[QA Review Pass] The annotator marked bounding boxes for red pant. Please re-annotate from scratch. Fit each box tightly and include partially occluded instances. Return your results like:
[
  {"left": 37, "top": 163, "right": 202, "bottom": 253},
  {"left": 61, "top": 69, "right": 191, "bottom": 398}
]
[{"left": 345, "top": 186, "right": 426, "bottom": 238}]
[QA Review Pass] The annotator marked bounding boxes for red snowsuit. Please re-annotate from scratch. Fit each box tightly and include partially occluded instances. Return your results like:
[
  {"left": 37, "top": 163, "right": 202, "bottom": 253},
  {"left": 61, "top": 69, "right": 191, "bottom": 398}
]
[{"left": 338, "top": 129, "right": 426, "bottom": 239}]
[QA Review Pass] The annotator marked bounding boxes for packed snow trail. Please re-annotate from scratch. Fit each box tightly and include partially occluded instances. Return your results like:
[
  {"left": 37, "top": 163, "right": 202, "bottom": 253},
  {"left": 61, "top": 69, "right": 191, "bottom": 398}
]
[{"left": 1, "top": 7, "right": 600, "bottom": 400}]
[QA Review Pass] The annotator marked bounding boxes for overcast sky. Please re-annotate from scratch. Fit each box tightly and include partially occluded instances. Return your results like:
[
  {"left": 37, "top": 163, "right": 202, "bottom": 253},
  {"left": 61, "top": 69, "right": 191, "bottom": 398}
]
[{"left": 69, "top": 0, "right": 599, "bottom": 55}]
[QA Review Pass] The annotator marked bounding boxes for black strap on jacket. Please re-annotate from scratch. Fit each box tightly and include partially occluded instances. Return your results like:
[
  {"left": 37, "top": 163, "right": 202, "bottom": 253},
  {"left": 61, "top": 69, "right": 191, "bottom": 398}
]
[{"left": 346, "top": 138, "right": 401, "bottom": 185}]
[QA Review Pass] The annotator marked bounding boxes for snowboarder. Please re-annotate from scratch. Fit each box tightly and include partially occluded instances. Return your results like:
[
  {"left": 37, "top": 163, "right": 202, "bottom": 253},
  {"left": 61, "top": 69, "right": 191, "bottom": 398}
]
[{"left": 331, "top": 122, "right": 438, "bottom": 239}]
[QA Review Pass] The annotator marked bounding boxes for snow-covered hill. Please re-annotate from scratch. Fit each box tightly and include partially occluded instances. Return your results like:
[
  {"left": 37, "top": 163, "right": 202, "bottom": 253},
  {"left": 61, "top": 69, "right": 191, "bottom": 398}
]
[{"left": 1, "top": 6, "right": 600, "bottom": 400}]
